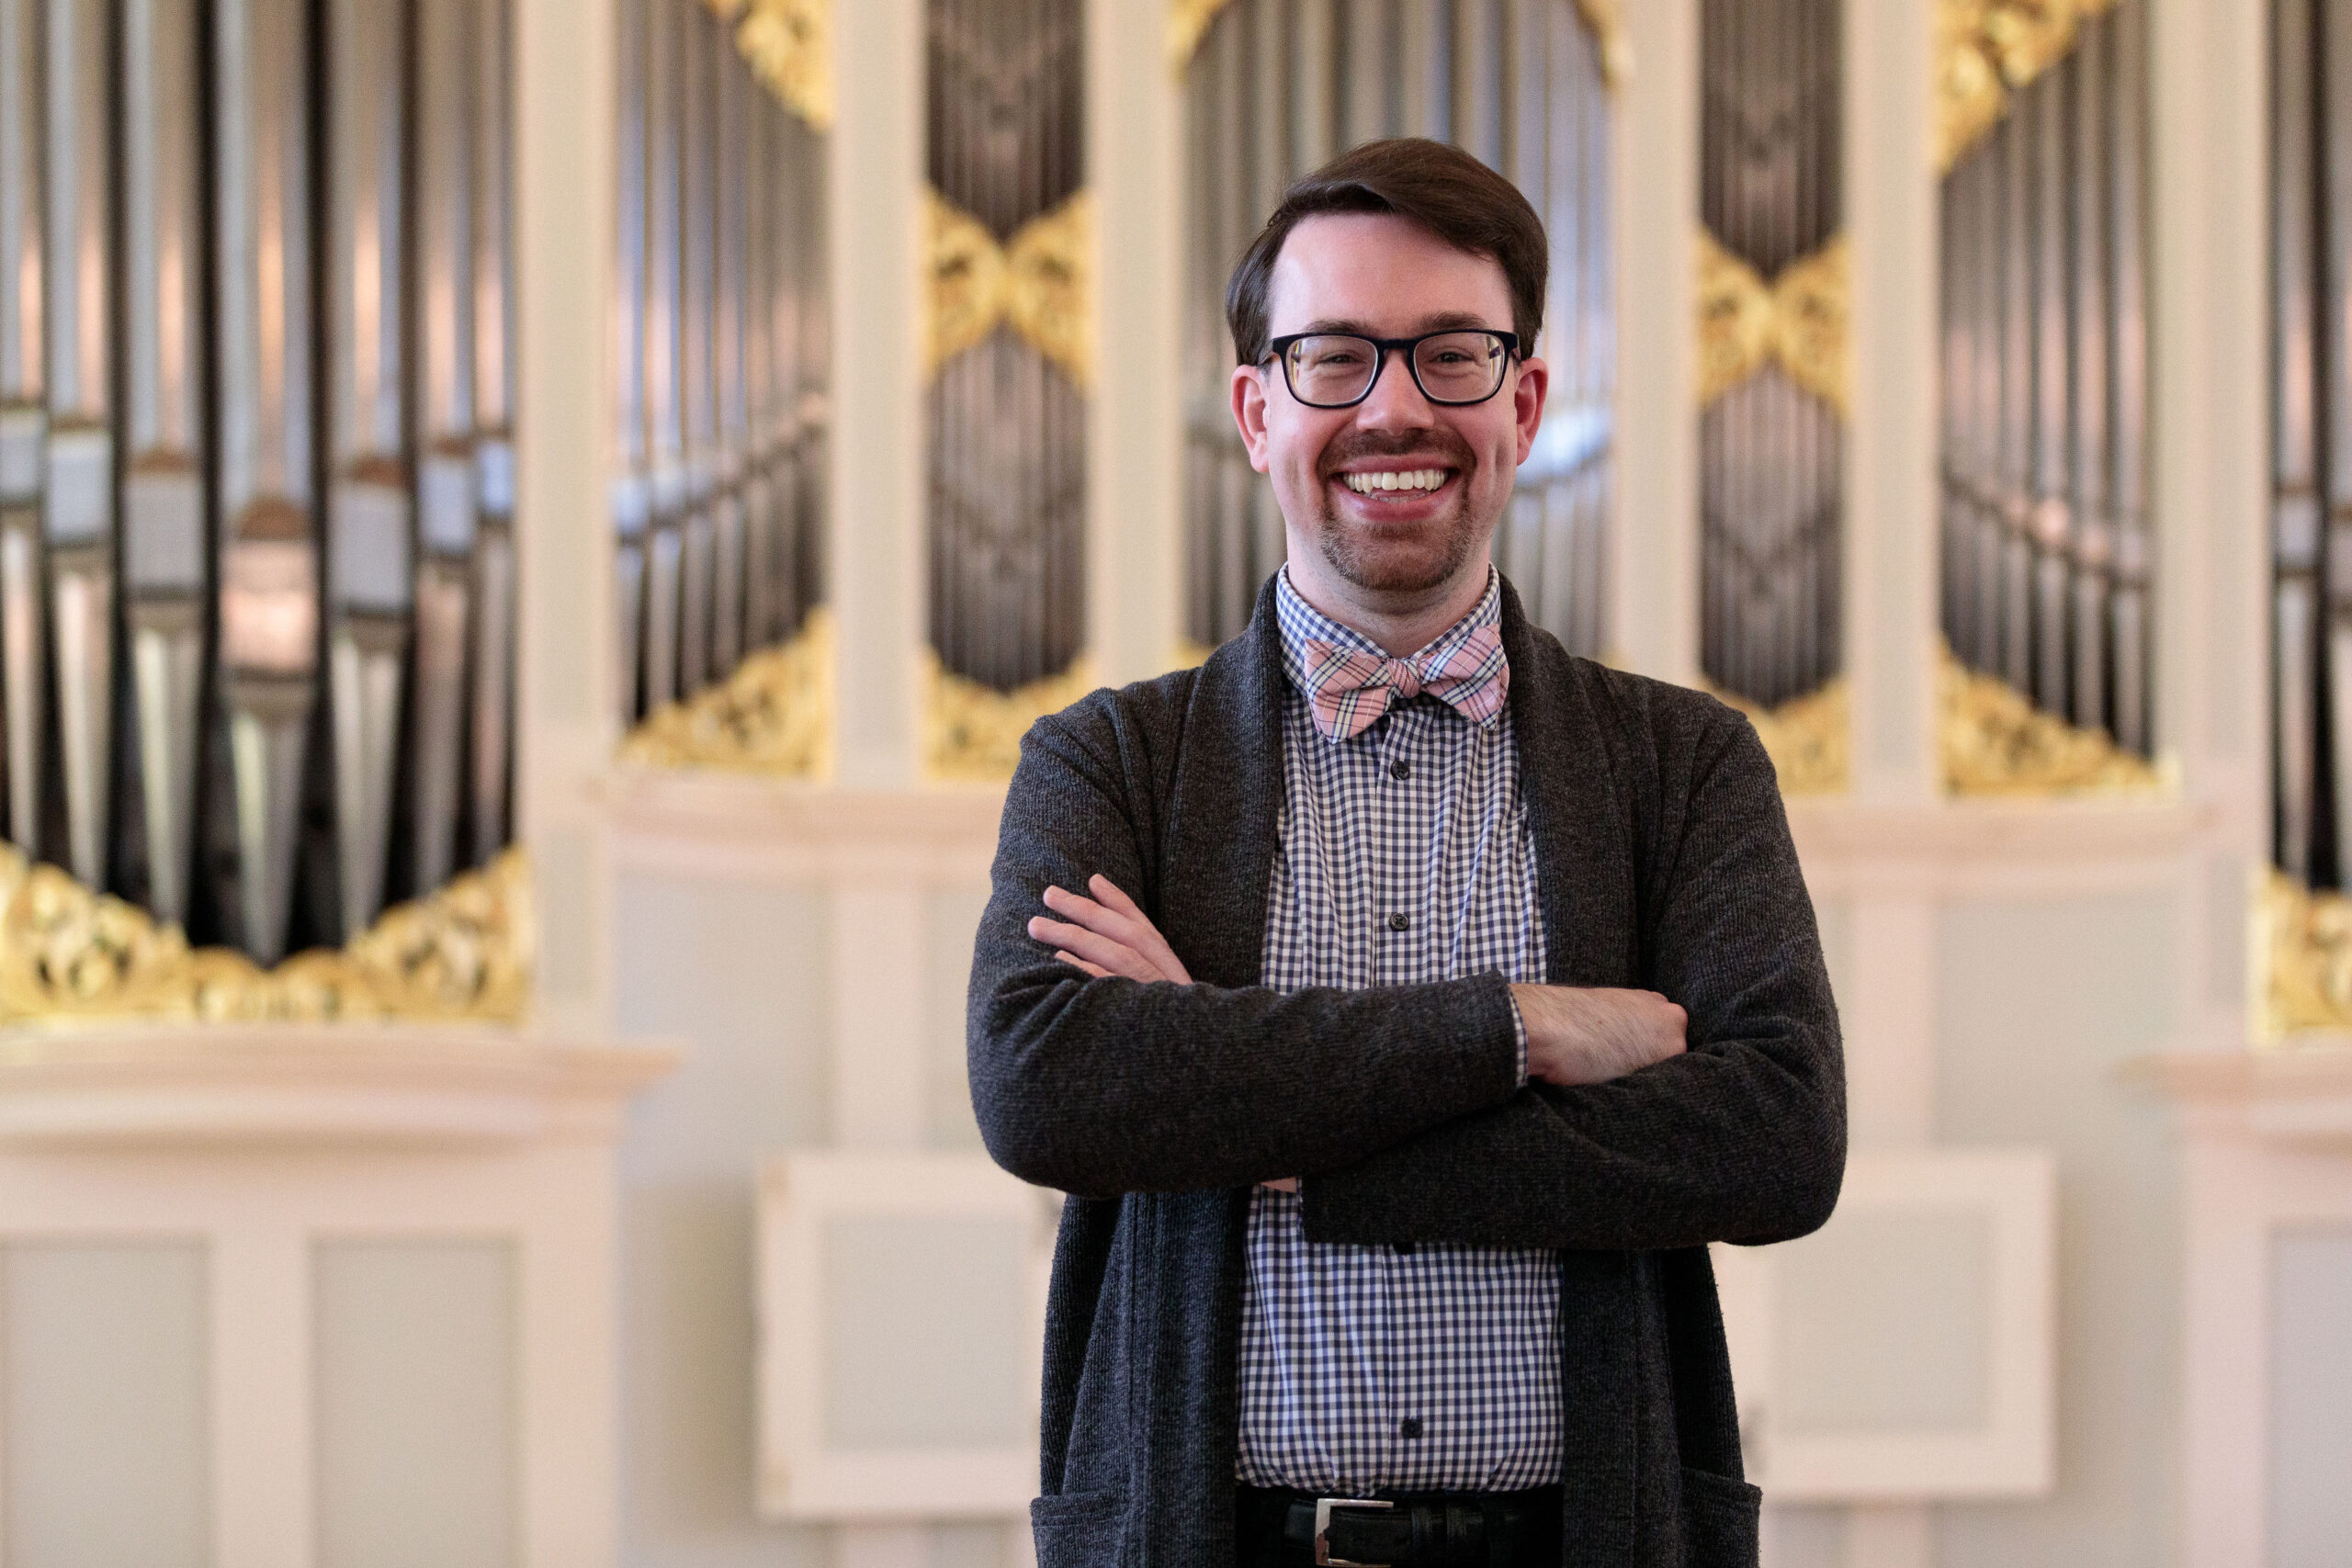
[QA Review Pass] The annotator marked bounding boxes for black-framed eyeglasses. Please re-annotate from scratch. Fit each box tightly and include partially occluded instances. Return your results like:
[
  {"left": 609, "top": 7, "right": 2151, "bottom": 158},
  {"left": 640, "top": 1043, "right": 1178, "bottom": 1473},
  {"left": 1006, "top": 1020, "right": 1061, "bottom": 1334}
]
[{"left": 1261, "top": 328, "right": 1521, "bottom": 410}]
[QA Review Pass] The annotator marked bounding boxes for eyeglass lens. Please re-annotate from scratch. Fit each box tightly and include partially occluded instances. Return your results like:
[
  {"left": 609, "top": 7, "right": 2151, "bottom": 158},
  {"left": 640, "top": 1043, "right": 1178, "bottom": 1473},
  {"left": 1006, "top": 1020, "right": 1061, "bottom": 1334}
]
[{"left": 1282, "top": 332, "right": 1509, "bottom": 407}]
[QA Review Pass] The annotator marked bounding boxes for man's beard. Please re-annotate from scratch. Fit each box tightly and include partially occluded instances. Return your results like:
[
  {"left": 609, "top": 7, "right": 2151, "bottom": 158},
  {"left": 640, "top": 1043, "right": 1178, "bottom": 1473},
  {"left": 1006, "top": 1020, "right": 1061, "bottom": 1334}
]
[{"left": 1310, "top": 429, "right": 1490, "bottom": 594}]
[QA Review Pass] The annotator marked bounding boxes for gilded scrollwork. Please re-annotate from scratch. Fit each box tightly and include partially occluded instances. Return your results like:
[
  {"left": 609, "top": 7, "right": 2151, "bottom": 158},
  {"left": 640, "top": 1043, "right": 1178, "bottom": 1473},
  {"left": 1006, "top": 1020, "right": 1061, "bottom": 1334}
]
[
  {"left": 925, "top": 190, "right": 1094, "bottom": 389},
  {"left": 736, "top": 0, "right": 833, "bottom": 130},
  {"left": 1709, "top": 678, "right": 1850, "bottom": 795},
  {"left": 618, "top": 608, "right": 834, "bottom": 776},
  {"left": 2256, "top": 870, "right": 2352, "bottom": 1042},
  {"left": 925, "top": 656, "right": 1098, "bottom": 783},
  {"left": 1696, "top": 230, "right": 1849, "bottom": 418},
  {"left": 0, "top": 845, "right": 532, "bottom": 1028},
  {"left": 1936, "top": 0, "right": 2121, "bottom": 172},
  {"left": 1165, "top": 0, "right": 1239, "bottom": 72},
  {"left": 1576, "top": 0, "right": 1632, "bottom": 89},
  {"left": 1939, "top": 646, "right": 2164, "bottom": 796}
]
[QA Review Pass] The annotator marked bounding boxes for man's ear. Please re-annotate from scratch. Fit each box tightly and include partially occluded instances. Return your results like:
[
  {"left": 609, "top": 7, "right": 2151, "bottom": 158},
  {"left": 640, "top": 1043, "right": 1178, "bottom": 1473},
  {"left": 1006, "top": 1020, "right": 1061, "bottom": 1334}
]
[
  {"left": 1231, "top": 362, "right": 1273, "bottom": 475},
  {"left": 1511, "top": 354, "right": 1550, "bottom": 467}
]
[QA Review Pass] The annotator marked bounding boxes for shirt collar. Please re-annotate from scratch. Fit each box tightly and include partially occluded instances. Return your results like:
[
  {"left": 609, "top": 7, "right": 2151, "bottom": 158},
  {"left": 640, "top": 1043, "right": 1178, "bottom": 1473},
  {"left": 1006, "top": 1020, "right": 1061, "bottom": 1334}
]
[{"left": 1273, "top": 563, "right": 1506, "bottom": 712}]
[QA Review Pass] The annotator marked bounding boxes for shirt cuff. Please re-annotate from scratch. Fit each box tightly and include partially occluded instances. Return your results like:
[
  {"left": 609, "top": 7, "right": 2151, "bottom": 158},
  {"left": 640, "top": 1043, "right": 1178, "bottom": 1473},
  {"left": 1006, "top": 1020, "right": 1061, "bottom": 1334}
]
[{"left": 1506, "top": 985, "right": 1530, "bottom": 1088}]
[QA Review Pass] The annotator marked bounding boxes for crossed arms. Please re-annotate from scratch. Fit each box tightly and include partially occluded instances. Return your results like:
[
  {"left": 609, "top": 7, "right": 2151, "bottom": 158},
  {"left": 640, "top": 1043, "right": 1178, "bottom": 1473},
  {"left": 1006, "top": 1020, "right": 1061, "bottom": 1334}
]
[{"left": 966, "top": 702, "right": 1846, "bottom": 1254}]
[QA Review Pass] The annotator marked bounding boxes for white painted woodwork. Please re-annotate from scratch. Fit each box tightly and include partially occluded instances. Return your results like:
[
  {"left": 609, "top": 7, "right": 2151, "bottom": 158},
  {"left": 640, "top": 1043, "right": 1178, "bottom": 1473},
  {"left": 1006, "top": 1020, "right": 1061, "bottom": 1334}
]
[
  {"left": 830, "top": 0, "right": 924, "bottom": 788},
  {"left": 315, "top": 1240, "right": 519, "bottom": 1568},
  {"left": 1843, "top": 0, "right": 1938, "bottom": 806},
  {"left": 2139, "top": 1049, "right": 2352, "bottom": 1568},
  {"left": 1724, "top": 1150, "right": 2056, "bottom": 1503},
  {"left": 757, "top": 1151, "right": 1054, "bottom": 1520},
  {"left": 0, "top": 1242, "right": 209, "bottom": 1568},
  {"left": 515, "top": 0, "right": 619, "bottom": 1039},
  {"left": 1611, "top": 0, "right": 1699, "bottom": 684},
  {"left": 1088, "top": 0, "right": 1182, "bottom": 682},
  {"left": 0, "top": 1029, "right": 672, "bottom": 1568}
]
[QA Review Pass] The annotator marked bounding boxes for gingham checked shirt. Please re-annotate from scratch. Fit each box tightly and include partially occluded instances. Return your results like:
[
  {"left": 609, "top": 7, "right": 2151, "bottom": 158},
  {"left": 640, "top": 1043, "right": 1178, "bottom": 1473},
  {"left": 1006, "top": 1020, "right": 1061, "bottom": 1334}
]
[{"left": 1236, "top": 565, "right": 1563, "bottom": 1494}]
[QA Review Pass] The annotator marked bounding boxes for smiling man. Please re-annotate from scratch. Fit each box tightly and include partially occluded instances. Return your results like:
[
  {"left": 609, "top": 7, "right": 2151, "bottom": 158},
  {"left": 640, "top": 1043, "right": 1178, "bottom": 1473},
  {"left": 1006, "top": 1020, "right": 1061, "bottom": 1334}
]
[{"left": 968, "top": 139, "right": 1844, "bottom": 1568}]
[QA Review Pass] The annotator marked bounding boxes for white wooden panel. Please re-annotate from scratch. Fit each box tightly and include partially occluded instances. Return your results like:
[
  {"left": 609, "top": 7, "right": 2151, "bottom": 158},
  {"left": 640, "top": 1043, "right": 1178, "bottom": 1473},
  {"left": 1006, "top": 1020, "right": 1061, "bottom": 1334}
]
[
  {"left": 2268, "top": 1227, "right": 2352, "bottom": 1568},
  {"left": 1722, "top": 1147, "right": 2054, "bottom": 1500},
  {"left": 758, "top": 1151, "right": 1053, "bottom": 1519},
  {"left": 315, "top": 1239, "right": 519, "bottom": 1568},
  {"left": 1, "top": 1241, "right": 209, "bottom": 1568}
]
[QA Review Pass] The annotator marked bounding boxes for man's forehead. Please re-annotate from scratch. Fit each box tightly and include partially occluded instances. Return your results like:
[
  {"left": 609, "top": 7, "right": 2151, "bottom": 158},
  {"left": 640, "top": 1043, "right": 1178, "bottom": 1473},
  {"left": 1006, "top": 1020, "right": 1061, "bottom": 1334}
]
[{"left": 1266, "top": 210, "right": 1513, "bottom": 333}]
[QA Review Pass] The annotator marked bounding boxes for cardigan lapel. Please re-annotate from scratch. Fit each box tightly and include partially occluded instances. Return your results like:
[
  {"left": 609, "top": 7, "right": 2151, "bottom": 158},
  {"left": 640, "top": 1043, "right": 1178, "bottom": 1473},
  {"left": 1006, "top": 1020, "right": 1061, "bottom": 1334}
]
[
  {"left": 1498, "top": 577, "right": 1643, "bottom": 987},
  {"left": 1136, "top": 576, "right": 1285, "bottom": 1563},
  {"left": 1157, "top": 573, "right": 1288, "bottom": 988}
]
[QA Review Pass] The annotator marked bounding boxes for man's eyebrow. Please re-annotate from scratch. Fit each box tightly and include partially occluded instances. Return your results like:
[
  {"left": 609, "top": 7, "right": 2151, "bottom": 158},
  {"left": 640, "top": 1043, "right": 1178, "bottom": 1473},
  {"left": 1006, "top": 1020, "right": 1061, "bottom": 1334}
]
[{"left": 1289, "top": 310, "right": 1502, "bottom": 336}]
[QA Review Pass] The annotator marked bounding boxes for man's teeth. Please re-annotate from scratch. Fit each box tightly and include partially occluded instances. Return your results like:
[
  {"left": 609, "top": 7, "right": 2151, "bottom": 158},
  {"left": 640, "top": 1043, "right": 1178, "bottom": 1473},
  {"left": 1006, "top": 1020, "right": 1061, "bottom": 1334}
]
[{"left": 1340, "top": 468, "right": 1447, "bottom": 495}]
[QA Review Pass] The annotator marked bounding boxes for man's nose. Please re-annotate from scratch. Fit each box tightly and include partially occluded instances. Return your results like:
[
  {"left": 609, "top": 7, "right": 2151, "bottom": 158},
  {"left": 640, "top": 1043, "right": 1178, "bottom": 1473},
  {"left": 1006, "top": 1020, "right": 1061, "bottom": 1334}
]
[{"left": 1353, "top": 346, "right": 1438, "bottom": 430}]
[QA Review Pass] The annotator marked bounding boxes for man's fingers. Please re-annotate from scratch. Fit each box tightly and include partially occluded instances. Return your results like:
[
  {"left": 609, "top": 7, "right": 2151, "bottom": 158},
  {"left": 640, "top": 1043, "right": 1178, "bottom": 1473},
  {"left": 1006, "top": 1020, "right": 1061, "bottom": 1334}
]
[
  {"left": 1042, "top": 885, "right": 1137, "bottom": 943},
  {"left": 1054, "top": 951, "right": 1113, "bottom": 979},
  {"left": 1085, "top": 874, "right": 1194, "bottom": 985},
  {"left": 1027, "top": 916, "right": 1159, "bottom": 981},
  {"left": 1088, "top": 874, "right": 1146, "bottom": 919}
]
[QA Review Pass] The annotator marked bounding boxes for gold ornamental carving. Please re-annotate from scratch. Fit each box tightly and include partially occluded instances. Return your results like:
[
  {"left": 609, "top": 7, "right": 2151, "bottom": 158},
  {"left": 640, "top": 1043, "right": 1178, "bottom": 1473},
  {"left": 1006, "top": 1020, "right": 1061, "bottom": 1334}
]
[
  {"left": 1709, "top": 678, "right": 1850, "bottom": 795},
  {"left": 1696, "top": 230, "right": 1849, "bottom": 419},
  {"left": 1165, "top": 0, "right": 1238, "bottom": 72},
  {"left": 736, "top": 0, "right": 833, "bottom": 130},
  {"left": 618, "top": 607, "right": 833, "bottom": 776},
  {"left": 1938, "top": 647, "right": 2163, "bottom": 796},
  {"left": 1936, "top": 0, "right": 2121, "bottom": 172},
  {"left": 925, "top": 190, "right": 1095, "bottom": 389},
  {"left": 1576, "top": 0, "right": 1633, "bottom": 89},
  {"left": 926, "top": 656, "right": 1098, "bottom": 784},
  {"left": 0, "top": 846, "right": 532, "bottom": 1028},
  {"left": 2255, "top": 870, "right": 2352, "bottom": 1041}
]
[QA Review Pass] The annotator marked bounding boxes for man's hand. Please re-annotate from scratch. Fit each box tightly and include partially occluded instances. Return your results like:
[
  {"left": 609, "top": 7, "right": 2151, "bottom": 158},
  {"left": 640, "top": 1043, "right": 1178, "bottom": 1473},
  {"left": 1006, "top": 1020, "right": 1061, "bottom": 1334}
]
[
  {"left": 1510, "top": 984, "right": 1689, "bottom": 1086},
  {"left": 1027, "top": 874, "right": 1194, "bottom": 985},
  {"left": 1030, "top": 878, "right": 1301, "bottom": 1189}
]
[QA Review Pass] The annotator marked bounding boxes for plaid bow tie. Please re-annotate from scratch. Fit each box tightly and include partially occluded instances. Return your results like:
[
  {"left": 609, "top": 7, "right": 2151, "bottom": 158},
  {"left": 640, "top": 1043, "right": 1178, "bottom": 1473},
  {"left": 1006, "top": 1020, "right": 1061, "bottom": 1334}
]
[{"left": 1300, "top": 626, "right": 1510, "bottom": 742}]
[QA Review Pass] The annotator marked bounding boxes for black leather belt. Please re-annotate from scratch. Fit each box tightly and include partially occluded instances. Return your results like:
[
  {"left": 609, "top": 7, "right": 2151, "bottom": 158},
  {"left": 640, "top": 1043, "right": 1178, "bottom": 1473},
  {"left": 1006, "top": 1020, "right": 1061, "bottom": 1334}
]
[{"left": 1235, "top": 1483, "right": 1563, "bottom": 1568}]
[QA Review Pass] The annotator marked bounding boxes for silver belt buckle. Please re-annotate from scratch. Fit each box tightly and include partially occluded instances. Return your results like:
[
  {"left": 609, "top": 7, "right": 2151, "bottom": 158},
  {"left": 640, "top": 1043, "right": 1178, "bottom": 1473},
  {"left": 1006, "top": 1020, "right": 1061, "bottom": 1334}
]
[{"left": 1314, "top": 1496, "right": 1395, "bottom": 1567}]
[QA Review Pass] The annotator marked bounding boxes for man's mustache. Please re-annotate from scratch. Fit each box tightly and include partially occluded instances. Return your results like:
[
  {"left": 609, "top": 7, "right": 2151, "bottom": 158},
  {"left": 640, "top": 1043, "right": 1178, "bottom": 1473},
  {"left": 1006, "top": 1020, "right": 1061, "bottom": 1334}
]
[{"left": 1317, "top": 428, "right": 1477, "bottom": 477}]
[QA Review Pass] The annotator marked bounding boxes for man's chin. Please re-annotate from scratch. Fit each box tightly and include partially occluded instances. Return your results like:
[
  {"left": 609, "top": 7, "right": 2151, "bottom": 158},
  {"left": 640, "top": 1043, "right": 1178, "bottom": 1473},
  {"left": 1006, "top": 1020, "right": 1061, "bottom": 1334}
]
[
  {"left": 1329, "top": 554, "right": 1463, "bottom": 595},
  {"left": 1316, "top": 523, "right": 1480, "bottom": 597}
]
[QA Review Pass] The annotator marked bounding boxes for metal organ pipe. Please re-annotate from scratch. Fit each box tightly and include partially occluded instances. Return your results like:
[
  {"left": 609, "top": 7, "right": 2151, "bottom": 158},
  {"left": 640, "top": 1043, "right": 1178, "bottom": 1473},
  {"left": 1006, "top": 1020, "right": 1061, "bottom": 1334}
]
[
  {"left": 213, "top": 0, "right": 319, "bottom": 964},
  {"left": 326, "top": 0, "right": 413, "bottom": 942},
  {"left": 43, "top": 0, "right": 113, "bottom": 891},
  {"left": 121, "top": 0, "right": 206, "bottom": 926}
]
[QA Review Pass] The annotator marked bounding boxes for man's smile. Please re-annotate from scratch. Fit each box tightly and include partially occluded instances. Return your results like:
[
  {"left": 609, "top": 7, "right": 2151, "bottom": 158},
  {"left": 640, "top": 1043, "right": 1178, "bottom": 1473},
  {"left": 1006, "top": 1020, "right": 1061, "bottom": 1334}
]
[{"left": 1336, "top": 466, "right": 1453, "bottom": 496}]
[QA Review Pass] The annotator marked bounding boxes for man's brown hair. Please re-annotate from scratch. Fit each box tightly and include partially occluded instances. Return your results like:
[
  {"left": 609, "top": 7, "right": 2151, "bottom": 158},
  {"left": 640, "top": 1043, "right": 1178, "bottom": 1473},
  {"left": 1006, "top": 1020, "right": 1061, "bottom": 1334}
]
[{"left": 1225, "top": 137, "right": 1547, "bottom": 369}]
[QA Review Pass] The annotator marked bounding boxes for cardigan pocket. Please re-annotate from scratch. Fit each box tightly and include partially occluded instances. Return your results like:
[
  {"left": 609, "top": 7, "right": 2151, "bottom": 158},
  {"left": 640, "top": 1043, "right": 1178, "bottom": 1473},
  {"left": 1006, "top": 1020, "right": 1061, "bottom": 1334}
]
[
  {"left": 1677, "top": 1466, "right": 1762, "bottom": 1567},
  {"left": 1031, "top": 1489, "right": 1125, "bottom": 1568}
]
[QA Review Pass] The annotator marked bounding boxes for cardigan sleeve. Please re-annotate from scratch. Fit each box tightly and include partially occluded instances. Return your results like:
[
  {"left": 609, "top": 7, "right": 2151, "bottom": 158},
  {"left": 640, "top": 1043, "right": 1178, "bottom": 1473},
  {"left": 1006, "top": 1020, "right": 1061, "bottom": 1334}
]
[
  {"left": 967, "top": 698, "right": 1524, "bottom": 1198},
  {"left": 1295, "top": 705, "right": 1847, "bottom": 1251}
]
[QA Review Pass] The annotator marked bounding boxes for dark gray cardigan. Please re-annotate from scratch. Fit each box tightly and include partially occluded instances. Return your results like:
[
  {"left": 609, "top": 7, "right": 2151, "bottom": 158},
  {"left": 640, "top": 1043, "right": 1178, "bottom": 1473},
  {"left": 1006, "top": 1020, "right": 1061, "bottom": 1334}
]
[{"left": 968, "top": 575, "right": 1845, "bottom": 1568}]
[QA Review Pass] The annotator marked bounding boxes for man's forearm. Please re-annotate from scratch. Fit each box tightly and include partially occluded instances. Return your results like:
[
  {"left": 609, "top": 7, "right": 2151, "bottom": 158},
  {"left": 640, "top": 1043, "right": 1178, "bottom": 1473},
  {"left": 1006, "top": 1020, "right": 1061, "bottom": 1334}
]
[
  {"left": 1295, "top": 1031, "right": 1845, "bottom": 1252},
  {"left": 968, "top": 960, "right": 1522, "bottom": 1197}
]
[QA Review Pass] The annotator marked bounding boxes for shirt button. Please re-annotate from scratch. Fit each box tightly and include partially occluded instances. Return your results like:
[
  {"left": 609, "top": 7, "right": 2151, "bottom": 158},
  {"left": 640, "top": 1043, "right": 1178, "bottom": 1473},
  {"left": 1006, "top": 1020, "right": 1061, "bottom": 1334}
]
[
  {"left": 1388, "top": 758, "right": 1411, "bottom": 780},
  {"left": 1385, "top": 911, "right": 1410, "bottom": 931},
  {"left": 1399, "top": 1417, "right": 1424, "bottom": 1439}
]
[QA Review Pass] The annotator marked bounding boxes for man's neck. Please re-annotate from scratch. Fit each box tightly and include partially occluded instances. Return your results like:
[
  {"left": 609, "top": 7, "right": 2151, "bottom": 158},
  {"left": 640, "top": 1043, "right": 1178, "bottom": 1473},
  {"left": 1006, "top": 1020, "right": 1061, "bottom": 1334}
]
[{"left": 1281, "top": 551, "right": 1495, "bottom": 658}]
